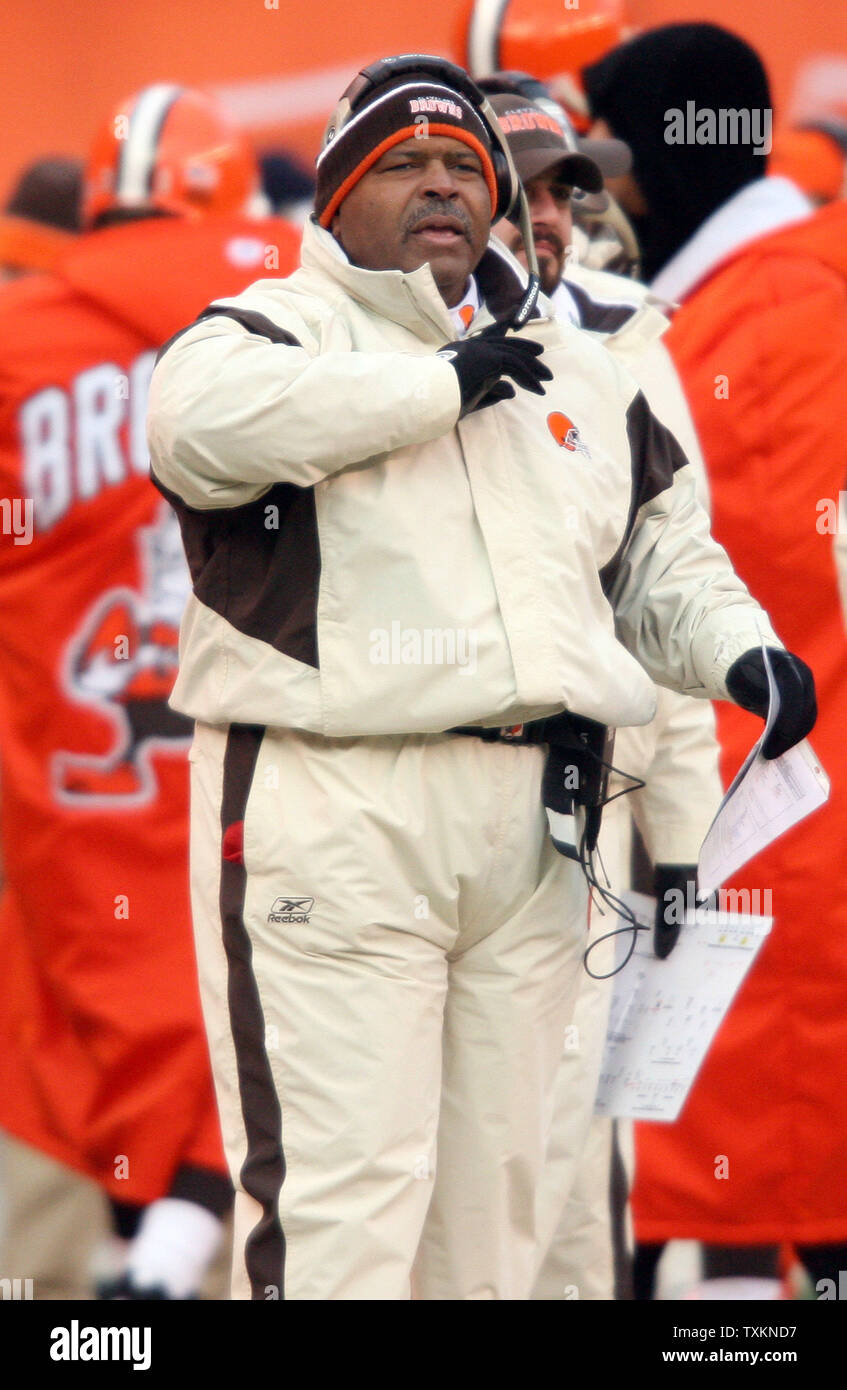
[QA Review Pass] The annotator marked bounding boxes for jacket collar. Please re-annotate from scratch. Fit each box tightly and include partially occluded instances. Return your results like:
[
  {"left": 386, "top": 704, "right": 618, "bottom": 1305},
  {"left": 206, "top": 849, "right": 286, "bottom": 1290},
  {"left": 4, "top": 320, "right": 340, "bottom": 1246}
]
[
  {"left": 299, "top": 216, "right": 550, "bottom": 338},
  {"left": 650, "top": 177, "right": 812, "bottom": 305},
  {"left": 561, "top": 265, "right": 671, "bottom": 353}
]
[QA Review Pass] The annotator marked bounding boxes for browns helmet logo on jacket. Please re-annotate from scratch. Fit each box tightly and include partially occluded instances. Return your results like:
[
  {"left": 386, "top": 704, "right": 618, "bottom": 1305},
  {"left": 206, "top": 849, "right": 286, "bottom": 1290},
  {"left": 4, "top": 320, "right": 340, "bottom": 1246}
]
[{"left": 547, "top": 410, "right": 590, "bottom": 456}]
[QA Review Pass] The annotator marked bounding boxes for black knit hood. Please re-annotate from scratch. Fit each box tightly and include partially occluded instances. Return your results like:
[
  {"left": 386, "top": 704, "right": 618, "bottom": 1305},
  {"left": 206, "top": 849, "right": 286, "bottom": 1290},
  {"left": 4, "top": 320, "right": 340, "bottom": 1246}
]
[{"left": 583, "top": 23, "right": 772, "bottom": 280}]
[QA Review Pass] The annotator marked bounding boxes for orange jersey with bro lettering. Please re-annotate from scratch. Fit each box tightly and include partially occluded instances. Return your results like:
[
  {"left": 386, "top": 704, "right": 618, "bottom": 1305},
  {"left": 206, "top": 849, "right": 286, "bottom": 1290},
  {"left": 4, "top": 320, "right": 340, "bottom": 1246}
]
[{"left": 0, "top": 212, "right": 301, "bottom": 1202}]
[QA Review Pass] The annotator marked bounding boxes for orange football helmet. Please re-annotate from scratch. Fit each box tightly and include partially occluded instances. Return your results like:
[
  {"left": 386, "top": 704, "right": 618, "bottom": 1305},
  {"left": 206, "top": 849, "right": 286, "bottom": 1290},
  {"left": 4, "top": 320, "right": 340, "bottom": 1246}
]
[
  {"left": 461, "top": 0, "right": 627, "bottom": 128},
  {"left": 82, "top": 84, "right": 259, "bottom": 228}
]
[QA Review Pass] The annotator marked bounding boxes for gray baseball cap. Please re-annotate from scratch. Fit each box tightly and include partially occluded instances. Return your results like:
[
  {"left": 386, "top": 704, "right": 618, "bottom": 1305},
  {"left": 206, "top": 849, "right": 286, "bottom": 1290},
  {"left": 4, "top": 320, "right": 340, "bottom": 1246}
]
[{"left": 489, "top": 92, "right": 631, "bottom": 192}]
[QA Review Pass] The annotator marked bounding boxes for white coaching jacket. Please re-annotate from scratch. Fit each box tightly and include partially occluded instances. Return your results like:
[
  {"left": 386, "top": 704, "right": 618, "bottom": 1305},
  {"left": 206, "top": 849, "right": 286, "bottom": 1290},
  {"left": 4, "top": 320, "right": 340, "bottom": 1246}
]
[
  {"left": 147, "top": 217, "right": 779, "bottom": 738},
  {"left": 560, "top": 261, "right": 724, "bottom": 863}
]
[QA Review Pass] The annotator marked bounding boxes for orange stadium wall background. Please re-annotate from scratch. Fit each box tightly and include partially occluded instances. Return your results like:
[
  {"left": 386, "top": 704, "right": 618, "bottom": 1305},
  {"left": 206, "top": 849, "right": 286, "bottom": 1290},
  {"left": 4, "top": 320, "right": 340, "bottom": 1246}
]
[{"left": 2, "top": 0, "right": 847, "bottom": 207}]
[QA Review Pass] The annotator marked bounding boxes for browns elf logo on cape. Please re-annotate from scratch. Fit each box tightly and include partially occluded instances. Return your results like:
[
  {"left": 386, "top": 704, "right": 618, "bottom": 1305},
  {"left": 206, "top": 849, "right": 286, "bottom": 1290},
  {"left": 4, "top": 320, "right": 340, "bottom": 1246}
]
[
  {"left": 547, "top": 411, "right": 591, "bottom": 457},
  {"left": 52, "top": 501, "right": 192, "bottom": 806}
]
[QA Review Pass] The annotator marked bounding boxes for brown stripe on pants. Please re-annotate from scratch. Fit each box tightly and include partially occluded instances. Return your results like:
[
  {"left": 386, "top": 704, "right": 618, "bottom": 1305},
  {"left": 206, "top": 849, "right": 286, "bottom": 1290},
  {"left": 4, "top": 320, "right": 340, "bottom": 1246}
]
[{"left": 220, "top": 722, "right": 286, "bottom": 1299}]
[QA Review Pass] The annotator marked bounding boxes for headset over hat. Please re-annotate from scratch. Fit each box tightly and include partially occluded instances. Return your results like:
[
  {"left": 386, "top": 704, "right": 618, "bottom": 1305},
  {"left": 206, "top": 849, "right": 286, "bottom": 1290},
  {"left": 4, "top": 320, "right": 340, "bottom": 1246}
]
[
  {"left": 315, "top": 54, "right": 527, "bottom": 226},
  {"left": 82, "top": 84, "right": 258, "bottom": 229}
]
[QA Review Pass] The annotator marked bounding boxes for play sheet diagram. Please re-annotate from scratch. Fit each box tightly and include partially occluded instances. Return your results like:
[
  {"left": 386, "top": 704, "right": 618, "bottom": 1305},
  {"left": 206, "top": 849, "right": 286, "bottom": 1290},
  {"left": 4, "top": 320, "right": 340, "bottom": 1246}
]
[{"left": 594, "top": 892, "right": 772, "bottom": 1121}]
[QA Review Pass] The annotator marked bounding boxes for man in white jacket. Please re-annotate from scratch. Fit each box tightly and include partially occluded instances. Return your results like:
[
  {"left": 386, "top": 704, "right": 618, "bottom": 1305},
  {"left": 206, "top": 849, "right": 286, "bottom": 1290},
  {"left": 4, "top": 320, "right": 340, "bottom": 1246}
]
[{"left": 147, "top": 55, "right": 816, "bottom": 1301}]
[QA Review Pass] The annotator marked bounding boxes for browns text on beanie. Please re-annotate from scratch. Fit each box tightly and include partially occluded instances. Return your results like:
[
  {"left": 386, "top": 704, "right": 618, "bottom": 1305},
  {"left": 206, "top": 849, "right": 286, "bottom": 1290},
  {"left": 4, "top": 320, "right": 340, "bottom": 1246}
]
[
  {"left": 583, "top": 23, "right": 772, "bottom": 280},
  {"left": 315, "top": 77, "right": 499, "bottom": 227}
]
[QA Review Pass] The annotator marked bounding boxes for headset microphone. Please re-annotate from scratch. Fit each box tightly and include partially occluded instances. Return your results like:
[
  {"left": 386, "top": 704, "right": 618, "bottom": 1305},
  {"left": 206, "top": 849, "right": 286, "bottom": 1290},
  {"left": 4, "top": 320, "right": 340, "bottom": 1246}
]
[{"left": 475, "top": 88, "right": 541, "bottom": 329}]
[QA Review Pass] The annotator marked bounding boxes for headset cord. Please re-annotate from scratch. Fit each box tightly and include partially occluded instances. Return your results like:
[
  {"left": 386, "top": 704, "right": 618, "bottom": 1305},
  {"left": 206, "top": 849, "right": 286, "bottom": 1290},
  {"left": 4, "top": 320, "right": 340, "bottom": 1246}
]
[{"left": 568, "top": 746, "right": 651, "bottom": 980}]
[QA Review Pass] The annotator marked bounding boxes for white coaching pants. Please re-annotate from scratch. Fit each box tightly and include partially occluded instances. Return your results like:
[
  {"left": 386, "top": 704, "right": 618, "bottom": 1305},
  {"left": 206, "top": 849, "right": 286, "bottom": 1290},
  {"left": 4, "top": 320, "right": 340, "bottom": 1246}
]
[
  {"left": 531, "top": 801, "right": 633, "bottom": 1299},
  {"left": 188, "top": 724, "right": 589, "bottom": 1300}
]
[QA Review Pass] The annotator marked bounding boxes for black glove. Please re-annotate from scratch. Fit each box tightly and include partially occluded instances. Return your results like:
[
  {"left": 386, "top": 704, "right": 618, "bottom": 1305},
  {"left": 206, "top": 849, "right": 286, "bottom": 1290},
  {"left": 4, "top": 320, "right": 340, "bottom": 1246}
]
[
  {"left": 437, "top": 320, "right": 553, "bottom": 417},
  {"left": 725, "top": 647, "right": 817, "bottom": 760},
  {"left": 653, "top": 863, "right": 698, "bottom": 959}
]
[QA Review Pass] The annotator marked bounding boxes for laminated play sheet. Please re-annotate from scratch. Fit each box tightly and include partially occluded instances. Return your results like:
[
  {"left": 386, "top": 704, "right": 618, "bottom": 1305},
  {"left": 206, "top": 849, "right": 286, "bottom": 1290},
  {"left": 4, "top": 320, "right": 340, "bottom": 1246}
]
[
  {"left": 594, "top": 892, "right": 772, "bottom": 1121},
  {"left": 697, "top": 644, "right": 829, "bottom": 897}
]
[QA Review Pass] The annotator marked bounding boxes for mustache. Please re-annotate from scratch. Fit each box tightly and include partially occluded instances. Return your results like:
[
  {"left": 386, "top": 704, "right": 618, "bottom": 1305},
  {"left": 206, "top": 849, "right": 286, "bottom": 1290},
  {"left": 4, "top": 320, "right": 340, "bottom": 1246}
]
[{"left": 403, "top": 200, "right": 471, "bottom": 239}]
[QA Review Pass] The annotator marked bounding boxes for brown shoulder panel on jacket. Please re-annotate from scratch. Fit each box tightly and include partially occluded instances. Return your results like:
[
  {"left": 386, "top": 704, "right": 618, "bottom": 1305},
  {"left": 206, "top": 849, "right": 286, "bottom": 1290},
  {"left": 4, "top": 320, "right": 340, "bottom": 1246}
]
[
  {"left": 155, "top": 303, "right": 302, "bottom": 365},
  {"left": 151, "top": 472, "right": 320, "bottom": 670},
  {"left": 600, "top": 390, "right": 689, "bottom": 595},
  {"left": 565, "top": 280, "right": 638, "bottom": 334}
]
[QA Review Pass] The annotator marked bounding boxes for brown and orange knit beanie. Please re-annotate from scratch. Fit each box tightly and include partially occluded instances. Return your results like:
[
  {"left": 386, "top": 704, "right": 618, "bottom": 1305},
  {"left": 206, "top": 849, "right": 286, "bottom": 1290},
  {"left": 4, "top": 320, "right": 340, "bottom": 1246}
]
[{"left": 315, "top": 75, "right": 499, "bottom": 227}]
